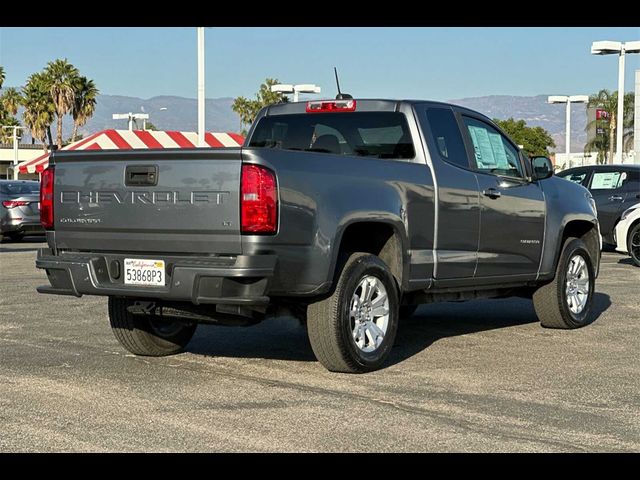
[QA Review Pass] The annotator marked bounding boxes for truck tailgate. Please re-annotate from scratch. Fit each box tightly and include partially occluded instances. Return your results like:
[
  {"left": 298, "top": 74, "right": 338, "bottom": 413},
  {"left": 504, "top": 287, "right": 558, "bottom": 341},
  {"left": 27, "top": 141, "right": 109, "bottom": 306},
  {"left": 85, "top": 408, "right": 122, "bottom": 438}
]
[{"left": 52, "top": 149, "right": 242, "bottom": 254}]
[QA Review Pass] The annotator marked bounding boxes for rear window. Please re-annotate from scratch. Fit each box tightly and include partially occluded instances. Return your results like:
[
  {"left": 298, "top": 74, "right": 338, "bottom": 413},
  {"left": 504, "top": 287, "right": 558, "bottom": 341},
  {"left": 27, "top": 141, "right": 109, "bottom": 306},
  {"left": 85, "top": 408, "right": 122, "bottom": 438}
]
[
  {"left": 248, "top": 112, "right": 415, "bottom": 159},
  {"left": 0, "top": 182, "right": 39, "bottom": 195}
]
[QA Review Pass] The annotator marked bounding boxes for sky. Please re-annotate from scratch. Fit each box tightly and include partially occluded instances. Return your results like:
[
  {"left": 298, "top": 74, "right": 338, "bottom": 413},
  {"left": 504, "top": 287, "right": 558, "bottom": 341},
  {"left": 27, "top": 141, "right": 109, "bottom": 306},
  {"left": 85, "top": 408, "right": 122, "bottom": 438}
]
[{"left": 1, "top": 27, "right": 639, "bottom": 101}]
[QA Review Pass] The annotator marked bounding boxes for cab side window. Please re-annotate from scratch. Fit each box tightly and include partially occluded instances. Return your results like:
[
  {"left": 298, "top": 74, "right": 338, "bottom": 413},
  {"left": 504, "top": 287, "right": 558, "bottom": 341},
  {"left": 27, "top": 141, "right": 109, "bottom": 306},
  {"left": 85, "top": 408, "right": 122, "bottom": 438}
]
[{"left": 462, "top": 116, "right": 524, "bottom": 178}]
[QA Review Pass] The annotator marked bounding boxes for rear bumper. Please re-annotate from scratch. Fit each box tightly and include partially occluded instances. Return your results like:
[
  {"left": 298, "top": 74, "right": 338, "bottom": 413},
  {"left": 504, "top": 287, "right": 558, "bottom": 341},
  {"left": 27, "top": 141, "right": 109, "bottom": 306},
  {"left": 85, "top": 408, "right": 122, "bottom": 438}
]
[
  {"left": 36, "top": 248, "right": 276, "bottom": 305},
  {"left": 1, "top": 220, "right": 44, "bottom": 235}
]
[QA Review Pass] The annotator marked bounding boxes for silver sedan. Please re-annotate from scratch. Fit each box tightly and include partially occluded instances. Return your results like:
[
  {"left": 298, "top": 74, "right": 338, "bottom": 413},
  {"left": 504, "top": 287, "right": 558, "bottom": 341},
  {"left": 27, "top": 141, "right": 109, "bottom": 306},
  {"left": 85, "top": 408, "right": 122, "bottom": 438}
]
[{"left": 0, "top": 180, "right": 43, "bottom": 242}]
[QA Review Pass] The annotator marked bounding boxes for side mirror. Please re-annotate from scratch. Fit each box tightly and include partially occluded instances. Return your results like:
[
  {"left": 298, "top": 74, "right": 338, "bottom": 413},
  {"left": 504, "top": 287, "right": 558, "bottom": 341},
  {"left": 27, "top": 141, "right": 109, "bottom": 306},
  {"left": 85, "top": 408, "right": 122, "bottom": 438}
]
[{"left": 531, "top": 156, "right": 553, "bottom": 180}]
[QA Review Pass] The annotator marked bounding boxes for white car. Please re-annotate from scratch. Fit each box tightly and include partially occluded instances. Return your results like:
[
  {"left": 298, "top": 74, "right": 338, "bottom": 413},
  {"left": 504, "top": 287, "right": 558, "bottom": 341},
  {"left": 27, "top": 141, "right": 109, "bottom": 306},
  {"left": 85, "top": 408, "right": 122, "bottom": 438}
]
[{"left": 615, "top": 202, "right": 640, "bottom": 267}]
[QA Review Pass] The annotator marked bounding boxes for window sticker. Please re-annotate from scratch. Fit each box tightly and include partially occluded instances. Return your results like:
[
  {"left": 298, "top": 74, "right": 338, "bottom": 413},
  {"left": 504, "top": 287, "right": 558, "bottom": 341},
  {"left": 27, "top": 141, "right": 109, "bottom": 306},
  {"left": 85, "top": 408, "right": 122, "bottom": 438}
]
[{"left": 591, "top": 172, "right": 622, "bottom": 189}]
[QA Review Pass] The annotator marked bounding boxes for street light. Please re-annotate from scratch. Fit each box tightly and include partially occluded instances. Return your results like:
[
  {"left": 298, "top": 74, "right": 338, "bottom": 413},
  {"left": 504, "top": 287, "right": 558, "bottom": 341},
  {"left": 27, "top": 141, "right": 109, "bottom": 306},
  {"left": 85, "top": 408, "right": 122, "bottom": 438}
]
[
  {"left": 112, "top": 113, "right": 149, "bottom": 131},
  {"left": 591, "top": 40, "right": 640, "bottom": 163},
  {"left": 197, "top": 27, "right": 205, "bottom": 147},
  {"left": 547, "top": 95, "right": 589, "bottom": 165},
  {"left": 271, "top": 84, "right": 321, "bottom": 102},
  {"left": 1, "top": 125, "right": 27, "bottom": 180}
]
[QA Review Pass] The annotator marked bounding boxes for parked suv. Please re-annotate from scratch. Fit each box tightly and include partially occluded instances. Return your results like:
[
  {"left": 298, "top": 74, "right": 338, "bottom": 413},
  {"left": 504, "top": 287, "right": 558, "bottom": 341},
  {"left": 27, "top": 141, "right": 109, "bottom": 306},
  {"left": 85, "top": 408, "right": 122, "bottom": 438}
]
[
  {"left": 557, "top": 165, "right": 640, "bottom": 247},
  {"left": 0, "top": 180, "right": 43, "bottom": 241}
]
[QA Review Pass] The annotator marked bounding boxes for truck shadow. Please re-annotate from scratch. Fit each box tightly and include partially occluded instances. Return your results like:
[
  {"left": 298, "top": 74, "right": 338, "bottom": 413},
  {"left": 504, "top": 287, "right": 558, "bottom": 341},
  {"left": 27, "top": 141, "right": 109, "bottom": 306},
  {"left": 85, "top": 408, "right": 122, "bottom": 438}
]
[
  {"left": 387, "top": 292, "right": 611, "bottom": 368},
  {"left": 186, "top": 293, "right": 612, "bottom": 368}
]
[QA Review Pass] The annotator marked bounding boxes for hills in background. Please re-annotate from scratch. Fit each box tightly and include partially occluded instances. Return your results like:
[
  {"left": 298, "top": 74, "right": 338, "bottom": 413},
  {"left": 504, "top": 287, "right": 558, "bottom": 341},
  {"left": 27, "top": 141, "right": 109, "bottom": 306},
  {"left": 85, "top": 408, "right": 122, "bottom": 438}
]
[{"left": 12, "top": 92, "right": 587, "bottom": 153}]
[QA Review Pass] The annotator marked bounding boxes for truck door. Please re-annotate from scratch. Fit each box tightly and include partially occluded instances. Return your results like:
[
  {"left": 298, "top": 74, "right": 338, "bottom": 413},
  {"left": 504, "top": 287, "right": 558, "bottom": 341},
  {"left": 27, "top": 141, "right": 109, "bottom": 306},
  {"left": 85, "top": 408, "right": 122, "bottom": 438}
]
[
  {"left": 460, "top": 115, "right": 545, "bottom": 277},
  {"left": 417, "top": 106, "right": 480, "bottom": 279}
]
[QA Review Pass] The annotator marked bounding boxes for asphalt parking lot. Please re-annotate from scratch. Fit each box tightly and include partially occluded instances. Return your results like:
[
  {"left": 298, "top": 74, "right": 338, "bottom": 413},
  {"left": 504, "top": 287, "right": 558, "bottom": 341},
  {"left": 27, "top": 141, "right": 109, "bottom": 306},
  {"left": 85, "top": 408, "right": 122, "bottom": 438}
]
[{"left": 1, "top": 237, "right": 639, "bottom": 452}]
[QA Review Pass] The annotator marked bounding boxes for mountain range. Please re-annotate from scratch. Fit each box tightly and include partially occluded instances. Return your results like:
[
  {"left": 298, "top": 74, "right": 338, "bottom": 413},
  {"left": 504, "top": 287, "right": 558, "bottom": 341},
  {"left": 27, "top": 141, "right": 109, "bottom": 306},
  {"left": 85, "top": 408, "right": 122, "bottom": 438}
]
[{"left": 12, "top": 92, "right": 588, "bottom": 153}]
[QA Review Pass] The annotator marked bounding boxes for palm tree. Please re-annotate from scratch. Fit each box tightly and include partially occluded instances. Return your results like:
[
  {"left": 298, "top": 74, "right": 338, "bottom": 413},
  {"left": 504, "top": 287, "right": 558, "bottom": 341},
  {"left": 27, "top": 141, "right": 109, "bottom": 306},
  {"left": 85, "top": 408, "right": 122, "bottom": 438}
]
[
  {"left": 0, "top": 116, "right": 20, "bottom": 144},
  {"left": 44, "top": 59, "right": 79, "bottom": 148},
  {"left": 22, "top": 72, "right": 55, "bottom": 152},
  {"left": 585, "top": 89, "right": 634, "bottom": 164},
  {"left": 231, "top": 96, "right": 256, "bottom": 133},
  {"left": 0, "top": 65, "right": 5, "bottom": 89},
  {"left": 71, "top": 76, "right": 98, "bottom": 142},
  {"left": 1, "top": 87, "right": 22, "bottom": 115}
]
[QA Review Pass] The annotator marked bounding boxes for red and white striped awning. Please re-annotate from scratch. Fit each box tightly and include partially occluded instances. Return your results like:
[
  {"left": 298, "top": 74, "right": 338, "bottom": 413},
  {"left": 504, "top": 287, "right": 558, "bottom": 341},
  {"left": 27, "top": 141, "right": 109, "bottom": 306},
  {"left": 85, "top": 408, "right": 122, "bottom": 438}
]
[{"left": 18, "top": 129, "right": 245, "bottom": 174}]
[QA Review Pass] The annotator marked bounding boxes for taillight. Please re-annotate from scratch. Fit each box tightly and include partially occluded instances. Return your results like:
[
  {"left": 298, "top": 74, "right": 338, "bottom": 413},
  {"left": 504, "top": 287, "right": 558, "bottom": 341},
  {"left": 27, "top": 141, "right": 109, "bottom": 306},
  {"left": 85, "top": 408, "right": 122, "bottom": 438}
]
[
  {"left": 241, "top": 164, "right": 277, "bottom": 234},
  {"left": 40, "top": 167, "right": 54, "bottom": 229},
  {"left": 306, "top": 99, "right": 356, "bottom": 113},
  {"left": 2, "top": 200, "right": 29, "bottom": 208}
]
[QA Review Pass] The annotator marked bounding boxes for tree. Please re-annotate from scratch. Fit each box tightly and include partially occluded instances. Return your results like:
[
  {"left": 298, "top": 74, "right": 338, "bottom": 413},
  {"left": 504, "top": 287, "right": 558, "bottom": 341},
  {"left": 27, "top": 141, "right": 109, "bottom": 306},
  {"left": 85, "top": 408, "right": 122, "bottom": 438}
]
[
  {"left": 493, "top": 118, "right": 556, "bottom": 157},
  {"left": 0, "top": 69, "right": 22, "bottom": 145},
  {"left": 71, "top": 76, "right": 99, "bottom": 142},
  {"left": 585, "top": 89, "right": 634, "bottom": 165},
  {"left": 45, "top": 59, "right": 79, "bottom": 148},
  {"left": 1, "top": 87, "right": 22, "bottom": 115},
  {"left": 144, "top": 121, "right": 158, "bottom": 131},
  {"left": 232, "top": 78, "right": 288, "bottom": 133},
  {"left": 22, "top": 72, "right": 55, "bottom": 151}
]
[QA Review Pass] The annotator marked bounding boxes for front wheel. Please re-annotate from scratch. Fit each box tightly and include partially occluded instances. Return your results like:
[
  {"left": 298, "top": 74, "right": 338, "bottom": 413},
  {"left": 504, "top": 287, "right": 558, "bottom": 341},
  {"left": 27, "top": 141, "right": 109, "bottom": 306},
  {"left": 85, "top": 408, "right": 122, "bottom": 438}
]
[
  {"left": 628, "top": 223, "right": 640, "bottom": 267},
  {"left": 533, "top": 237, "right": 595, "bottom": 329},
  {"left": 307, "top": 253, "right": 399, "bottom": 373},
  {"left": 108, "top": 297, "right": 197, "bottom": 356}
]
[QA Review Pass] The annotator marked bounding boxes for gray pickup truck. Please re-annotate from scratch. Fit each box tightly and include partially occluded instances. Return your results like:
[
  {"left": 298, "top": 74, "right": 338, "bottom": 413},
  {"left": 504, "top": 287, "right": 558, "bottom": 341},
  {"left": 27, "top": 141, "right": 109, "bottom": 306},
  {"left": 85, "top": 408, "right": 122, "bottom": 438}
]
[{"left": 36, "top": 99, "right": 601, "bottom": 373}]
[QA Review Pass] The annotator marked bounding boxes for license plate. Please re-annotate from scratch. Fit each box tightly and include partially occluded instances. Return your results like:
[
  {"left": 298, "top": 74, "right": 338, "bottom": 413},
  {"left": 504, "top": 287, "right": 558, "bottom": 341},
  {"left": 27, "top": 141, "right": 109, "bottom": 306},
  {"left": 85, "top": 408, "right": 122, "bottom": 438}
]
[{"left": 124, "top": 258, "right": 165, "bottom": 286}]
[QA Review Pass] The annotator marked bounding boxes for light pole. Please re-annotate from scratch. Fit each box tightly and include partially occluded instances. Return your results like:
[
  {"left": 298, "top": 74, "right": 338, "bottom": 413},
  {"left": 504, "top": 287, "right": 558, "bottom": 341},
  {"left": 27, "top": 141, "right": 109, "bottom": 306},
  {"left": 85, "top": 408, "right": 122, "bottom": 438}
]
[
  {"left": 2, "top": 125, "right": 27, "bottom": 180},
  {"left": 197, "top": 27, "right": 205, "bottom": 147},
  {"left": 271, "top": 84, "right": 321, "bottom": 102},
  {"left": 548, "top": 95, "right": 589, "bottom": 166},
  {"left": 591, "top": 40, "right": 640, "bottom": 163},
  {"left": 112, "top": 113, "right": 149, "bottom": 131}
]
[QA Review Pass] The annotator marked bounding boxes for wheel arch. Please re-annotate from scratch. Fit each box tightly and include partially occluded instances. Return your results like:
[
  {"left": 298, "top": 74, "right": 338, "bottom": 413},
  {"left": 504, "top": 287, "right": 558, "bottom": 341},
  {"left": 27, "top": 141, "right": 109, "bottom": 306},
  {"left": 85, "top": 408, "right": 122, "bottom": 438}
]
[
  {"left": 554, "top": 220, "right": 601, "bottom": 279},
  {"left": 330, "top": 220, "right": 408, "bottom": 293}
]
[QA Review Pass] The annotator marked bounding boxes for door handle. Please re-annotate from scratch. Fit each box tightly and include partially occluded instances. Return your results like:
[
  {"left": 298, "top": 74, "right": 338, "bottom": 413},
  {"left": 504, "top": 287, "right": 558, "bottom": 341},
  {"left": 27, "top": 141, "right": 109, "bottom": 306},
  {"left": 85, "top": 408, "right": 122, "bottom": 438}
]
[
  {"left": 125, "top": 165, "right": 158, "bottom": 186},
  {"left": 483, "top": 188, "right": 501, "bottom": 199},
  {"left": 609, "top": 195, "right": 623, "bottom": 202}
]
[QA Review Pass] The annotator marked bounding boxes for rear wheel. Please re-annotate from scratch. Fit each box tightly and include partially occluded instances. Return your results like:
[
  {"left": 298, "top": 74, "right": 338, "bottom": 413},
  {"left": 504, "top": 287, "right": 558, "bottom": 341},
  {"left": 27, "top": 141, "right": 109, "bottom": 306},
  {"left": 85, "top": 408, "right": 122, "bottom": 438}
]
[
  {"left": 307, "top": 253, "right": 399, "bottom": 373},
  {"left": 628, "top": 223, "right": 640, "bottom": 267},
  {"left": 533, "top": 237, "right": 595, "bottom": 329},
  {"left": 108, "top": 297, "right": 197, "bottom": 356}
]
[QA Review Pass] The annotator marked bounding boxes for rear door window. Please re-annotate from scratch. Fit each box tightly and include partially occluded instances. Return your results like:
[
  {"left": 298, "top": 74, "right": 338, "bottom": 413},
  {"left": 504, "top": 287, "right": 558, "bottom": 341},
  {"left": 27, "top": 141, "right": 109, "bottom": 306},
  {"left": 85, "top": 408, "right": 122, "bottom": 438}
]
[
  {"left": 423, "top": 107, "right": 469, "bottom": 169},
  {"left": 249, "top": 112, "right": 415, "bottom": 159},
  {"left": 590, "top": 171, "right": 626, "bottom": 190}
]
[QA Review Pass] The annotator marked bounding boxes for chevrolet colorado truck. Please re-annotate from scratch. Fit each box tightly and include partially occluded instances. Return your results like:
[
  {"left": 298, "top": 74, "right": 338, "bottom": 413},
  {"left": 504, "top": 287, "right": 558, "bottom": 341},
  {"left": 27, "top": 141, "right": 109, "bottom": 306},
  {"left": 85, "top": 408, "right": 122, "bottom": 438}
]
[{"left": 36, "top": 99, "right": 601, "bottom": 373}]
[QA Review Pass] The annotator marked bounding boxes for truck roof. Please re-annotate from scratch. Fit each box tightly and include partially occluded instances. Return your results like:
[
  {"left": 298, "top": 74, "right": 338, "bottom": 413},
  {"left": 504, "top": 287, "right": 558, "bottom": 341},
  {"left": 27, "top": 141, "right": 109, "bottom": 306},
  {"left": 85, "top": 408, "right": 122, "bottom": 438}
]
[{"left": 264, "top": 99, "right": 493, "bottom": 123}]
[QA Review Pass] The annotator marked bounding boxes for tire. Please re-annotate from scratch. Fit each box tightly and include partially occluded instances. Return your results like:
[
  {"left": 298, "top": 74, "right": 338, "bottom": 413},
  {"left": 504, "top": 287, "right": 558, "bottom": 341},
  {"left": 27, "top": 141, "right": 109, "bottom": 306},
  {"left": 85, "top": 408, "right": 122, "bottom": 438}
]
[
  {"left": 6, "top": 232, "right": 25, "bottom": 242},
  {"left": 533, "top": 237, "right": 595, "bottom": 329},
  {"left": 108, "top": 297, "right": 197, "bottom": 356},
  {"left": 307, "top": 253, "right": 399, "bottom": 373},
  {"left": 628, "top": 223, "right": 640, "bottom": 267},
  {"left": 399, "top": 304, "right": 419, "bottom": 319}
]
